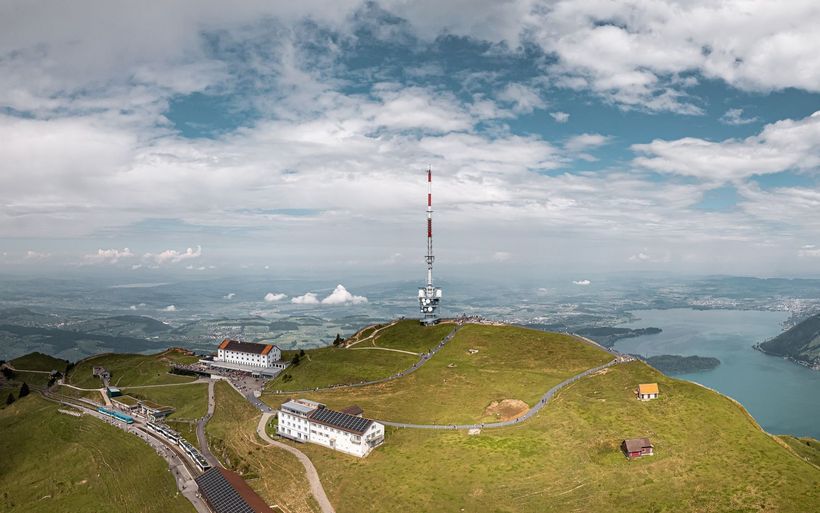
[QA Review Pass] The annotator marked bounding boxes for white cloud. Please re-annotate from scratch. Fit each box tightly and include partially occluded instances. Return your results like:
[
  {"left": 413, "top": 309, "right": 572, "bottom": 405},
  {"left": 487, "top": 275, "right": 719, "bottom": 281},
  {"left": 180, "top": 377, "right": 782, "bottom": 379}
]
[
  {"left": 720, "top": 108, "right": 758, "bottom": 126},
  {"left": 527, "top": 0, "right": 820, "bottom": 112},
  {"left": 550, "top": 112, "right": 570, "bottom": 123},
  {"left": 144, "top": 246, "right": 202, "bottom": 265},
  {"left": 291, "top": 292, "right": 320, "bottom": 305},
  {"left": 163, "top": 305, "right": 176, "bottom": 312},
  {"left": 633, "top": 111, "right": 820, "bottom": 183},
  {"left": 564, "top": 133, "right": 612, "bottom": 152},
  {"left": 129, "top": 305, "right": 137, "bottom": 310},
  {"left": 321, "top": 284, "right": 368, "bottom": 305},
  {"left": 264, "top": 292, "right": 287, "bottom": 302},
  {"left": 224, "top": 292, "right": 236, "bottom": 300},
  {"left": 131, "top": 264, "right": 143, "bottom": 270},
  {"left": 572, "top": 279, "right": 591, "bottom": 286},
  {"left": 496, "top": 83, "right": 545, "bottom": 114},
  {"left": 85, "top": 247, "right": 134, "bottom": 264}
]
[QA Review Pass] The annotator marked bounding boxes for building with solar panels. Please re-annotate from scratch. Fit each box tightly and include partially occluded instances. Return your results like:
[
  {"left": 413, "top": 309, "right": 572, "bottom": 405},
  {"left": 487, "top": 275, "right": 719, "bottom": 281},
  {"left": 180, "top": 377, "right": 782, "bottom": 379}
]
[
  {"left": 195, "top": 467, "right": 277, "bottom": 513},
  {"left": 277, "top": 399, "right": 385, "bottom": 458}
]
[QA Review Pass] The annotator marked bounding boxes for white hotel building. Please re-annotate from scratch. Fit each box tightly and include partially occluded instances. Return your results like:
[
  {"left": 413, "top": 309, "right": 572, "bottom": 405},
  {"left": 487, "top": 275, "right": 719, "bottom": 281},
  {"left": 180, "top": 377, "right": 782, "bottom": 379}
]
[
  {"left": 278, "top": 399, "right": 385, "bottom": 458},
  {"left": 216, "top": 339, "right": 285, "bottom": 368}
]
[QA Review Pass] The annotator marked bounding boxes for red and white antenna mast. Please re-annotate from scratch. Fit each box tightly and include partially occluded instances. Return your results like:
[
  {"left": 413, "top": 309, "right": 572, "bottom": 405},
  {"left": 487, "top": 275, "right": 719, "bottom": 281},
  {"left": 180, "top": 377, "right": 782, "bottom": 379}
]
[{"left": 419, "top": 167, "right": 442, "bottom": 324}]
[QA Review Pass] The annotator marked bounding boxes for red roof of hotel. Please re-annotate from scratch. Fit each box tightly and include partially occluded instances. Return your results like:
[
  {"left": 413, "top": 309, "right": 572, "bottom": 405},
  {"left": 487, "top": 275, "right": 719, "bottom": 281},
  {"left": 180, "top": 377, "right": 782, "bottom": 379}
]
[{"left": 218, "top": 339, "right": 277, "bottom": 355}]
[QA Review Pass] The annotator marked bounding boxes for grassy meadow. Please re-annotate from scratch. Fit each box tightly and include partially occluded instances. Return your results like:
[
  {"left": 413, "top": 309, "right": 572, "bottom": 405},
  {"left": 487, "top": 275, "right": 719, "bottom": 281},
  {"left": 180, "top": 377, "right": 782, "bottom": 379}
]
[
  {"left": 9, "top": 351, "right": 69, "bottom": 372},
  {"left": 267, "top": 347, "right": 417, "bottom": 392},
  {"left": 0, "top": 395, "right": 194, "bottom": 513},
  {"left": 778, "top": 435, "right": 820, "bottom": 468},
  {"left": 123, "top": 382, "right": 208, "bottom": 419},
  {"left": 289, "top": 361, "right": 819, "bottom": 513},
  {"left": 263, "top": 325, "right": 613, "bottom": 424},
  {"left": 265, "top": 320, "right": 454, "bottom": 393},
  {"left": 68, "top": 350, "right": 198, "bottom": 388},
  {"left": 349, "top": 319, "right": 455, "bottom": 353}
]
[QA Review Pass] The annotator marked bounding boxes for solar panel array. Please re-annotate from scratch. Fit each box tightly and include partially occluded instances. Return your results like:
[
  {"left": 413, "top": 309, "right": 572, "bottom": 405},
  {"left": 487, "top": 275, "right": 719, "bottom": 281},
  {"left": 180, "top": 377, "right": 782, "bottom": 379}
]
[
  {"left": 195, "top": 468, "right": 255, "bottom": 513},
  {"left": 309, "top": 408, "right": 372, "bottom": 434}
]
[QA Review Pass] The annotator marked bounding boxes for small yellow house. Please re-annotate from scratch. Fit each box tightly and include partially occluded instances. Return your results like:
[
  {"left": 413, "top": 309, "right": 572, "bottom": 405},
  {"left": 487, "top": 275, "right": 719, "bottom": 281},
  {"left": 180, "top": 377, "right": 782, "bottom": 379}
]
[{"left": 637, "top": 383, "right": 659, "bottom": 400}]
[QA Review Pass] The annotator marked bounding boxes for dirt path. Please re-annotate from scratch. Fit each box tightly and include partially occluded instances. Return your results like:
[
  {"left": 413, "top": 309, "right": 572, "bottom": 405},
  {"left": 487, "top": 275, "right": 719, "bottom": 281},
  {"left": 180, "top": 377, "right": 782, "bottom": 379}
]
[
  {"left": 344, "top": 320, "right": 399, "bottom": 348},
  {"left": 257, "top": 413, "right": 335, "bottom": 513},
  {"left": 347, "top": 347, "right": 419, "bottom": 355}
]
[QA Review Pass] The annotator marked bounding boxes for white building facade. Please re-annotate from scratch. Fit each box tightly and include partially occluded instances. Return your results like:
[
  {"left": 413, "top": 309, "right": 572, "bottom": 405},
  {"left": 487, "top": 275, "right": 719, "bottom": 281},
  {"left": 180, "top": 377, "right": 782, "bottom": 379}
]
[
  {"left": 277, "top": 399, "right": 385, "bottom": 458},
  {"left": 216, "top": 339, "right": 284, "bottom": 368}
]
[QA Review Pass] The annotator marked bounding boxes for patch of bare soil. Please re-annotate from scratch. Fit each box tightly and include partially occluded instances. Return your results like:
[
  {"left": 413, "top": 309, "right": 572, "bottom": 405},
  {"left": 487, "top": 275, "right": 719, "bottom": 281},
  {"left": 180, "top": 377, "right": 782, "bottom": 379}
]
[{"left": 483, "top": 399, "right": 529, "bottom": 421}]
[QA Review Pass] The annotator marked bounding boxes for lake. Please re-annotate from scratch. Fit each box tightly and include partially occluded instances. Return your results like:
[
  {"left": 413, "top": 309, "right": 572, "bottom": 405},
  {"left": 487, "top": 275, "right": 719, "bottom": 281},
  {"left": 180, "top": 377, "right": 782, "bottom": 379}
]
[{"left": 615, "top": 308, "right": 820, "bottom": 439}]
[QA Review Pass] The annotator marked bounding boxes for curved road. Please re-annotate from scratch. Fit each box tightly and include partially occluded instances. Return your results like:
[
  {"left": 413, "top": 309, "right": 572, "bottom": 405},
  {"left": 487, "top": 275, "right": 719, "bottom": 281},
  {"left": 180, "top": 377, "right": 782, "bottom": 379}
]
[
  {"left": 268, "top": 325, "right": 461, "bottom": 395},
  {"left": 256, "top": 413, "right": 336, "bottom": 513},
  {"left": 196, "top": 379, "right": 221, "bottom": 468},
  {"left": 378, "top": 358, "right": 623, "bottom": 430}
]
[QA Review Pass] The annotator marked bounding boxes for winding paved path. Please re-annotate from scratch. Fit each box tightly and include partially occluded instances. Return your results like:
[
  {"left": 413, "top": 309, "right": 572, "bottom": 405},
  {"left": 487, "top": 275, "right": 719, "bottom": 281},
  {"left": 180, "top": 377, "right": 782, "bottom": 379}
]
[
  {"left": 268, "top": 325, "right": 461, "bottom": 395},
  {"left": 256, "top": 413, "right": 336, "bottom": 513},
  {"left": 379, "top": 358, "right": 623, "bottom": 430},
  {"left": 196, "top": 379, "right": 221, "bottom": 468}
]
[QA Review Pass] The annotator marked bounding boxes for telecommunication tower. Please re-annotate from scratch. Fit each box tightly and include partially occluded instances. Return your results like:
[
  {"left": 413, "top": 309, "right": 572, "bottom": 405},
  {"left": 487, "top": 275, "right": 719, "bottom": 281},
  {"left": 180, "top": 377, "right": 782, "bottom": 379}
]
[{"left": 418, "top": 167, "right": 442, "bottom": 324}]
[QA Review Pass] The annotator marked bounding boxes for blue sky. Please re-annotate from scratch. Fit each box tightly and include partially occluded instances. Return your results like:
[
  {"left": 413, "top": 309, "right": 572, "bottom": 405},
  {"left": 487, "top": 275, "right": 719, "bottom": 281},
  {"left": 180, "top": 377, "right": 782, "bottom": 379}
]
[{"left": 0, "top": 0, "right": 819, "bottom": 282}]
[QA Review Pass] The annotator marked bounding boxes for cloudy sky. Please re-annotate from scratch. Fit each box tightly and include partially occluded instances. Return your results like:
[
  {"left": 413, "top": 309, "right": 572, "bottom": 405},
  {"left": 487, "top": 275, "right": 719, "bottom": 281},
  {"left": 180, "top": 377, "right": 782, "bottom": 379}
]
[{"left": 1, "top": 1, "right": 819, "bottom": 280}]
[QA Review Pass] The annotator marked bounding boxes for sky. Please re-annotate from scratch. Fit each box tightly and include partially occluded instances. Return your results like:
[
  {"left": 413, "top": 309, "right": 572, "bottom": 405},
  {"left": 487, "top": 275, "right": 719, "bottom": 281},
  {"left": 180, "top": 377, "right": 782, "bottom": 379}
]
[{"left": 1, "top": 0, "right": 819, "bottom": 282}]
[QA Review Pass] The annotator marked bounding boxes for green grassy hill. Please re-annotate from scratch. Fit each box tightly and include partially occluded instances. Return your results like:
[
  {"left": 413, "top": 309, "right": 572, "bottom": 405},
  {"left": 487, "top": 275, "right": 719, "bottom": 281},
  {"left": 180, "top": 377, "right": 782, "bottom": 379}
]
[
  {"left": 777, "top": 435, "right": 820, "bottom": 468},
  {"left": 0, "top": 395, "right": 194, "bottom": 513},
  {"left": 9, "top": 351, "right": 69, "bottom": 372},
  {"left": 264, "top": 325, "right": 613, "bottom": 424},
  {"left": 68, "top": 349, "right": 198, "bottom": 388},
  {"left": 759, "top": 313, "right": 820, "bottom": 367},
  {"left": 266, "top": 320, "right": 454, "bottom": 392},
  {"left": 122, "top": 382, "right": 208, "bottom": 419},
  {"left": 292, "top": 360, "right": 818, "bottom": 513}
]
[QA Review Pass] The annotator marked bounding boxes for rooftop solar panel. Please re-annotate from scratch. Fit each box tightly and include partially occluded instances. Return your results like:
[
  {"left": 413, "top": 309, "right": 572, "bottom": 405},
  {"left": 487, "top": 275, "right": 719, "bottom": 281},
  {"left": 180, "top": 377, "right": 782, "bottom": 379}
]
[
  {"left": 308, "top": 407, "right": 373, "bottom": 435},
  {"left": 195, "top": 467, "right": 275, "bottom": 513}
]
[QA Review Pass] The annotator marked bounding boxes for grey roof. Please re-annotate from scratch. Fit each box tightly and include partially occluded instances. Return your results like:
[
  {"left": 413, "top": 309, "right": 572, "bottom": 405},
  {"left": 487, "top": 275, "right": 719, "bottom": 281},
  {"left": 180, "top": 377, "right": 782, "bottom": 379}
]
[
  {"left": 281, "top": 400, "right": 319, "bottom": 415},
  {"left": 622, "top": 438, "right": 653, "bottom": 452},
  {"left": 340, "top": 405, "right": 364, "bottom": 416},
  {"left": 309, "top": 407, "right": 374, "bottom": 435}
]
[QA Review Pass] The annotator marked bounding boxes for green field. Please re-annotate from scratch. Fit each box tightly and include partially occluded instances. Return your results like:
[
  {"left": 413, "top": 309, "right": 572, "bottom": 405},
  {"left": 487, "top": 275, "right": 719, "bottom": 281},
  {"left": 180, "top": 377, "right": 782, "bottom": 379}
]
[
  {"left": 290, "top": 361, "right": 819, "bottom": 513},
  {"left": 9, "top": 351, "right": 69, "bottom": 372},
  {"left": 268, "top": 347, "right": 417, "bottom": 392},
  {"left": 69, "top": 350, "right": 198, "bottom": 388},
  {"left": 122, "top": 382, "right": 208, "bottom": 419},
  {"left": 265, "top": 321, "right": 454, "bottom": 393},
  {"left": 54, "top": 385, "right": 104, "bottom": 404},
  {"left": 264, "top": 325, "right": 613, "bottom": 423},
  {"left": 778, "top": 435, "right": 820, "bottom": 468},
  {"left": 206, "top": 381, "right": 320, "bottom": 513},
  {"left": 12, "top": 370, "right": 53, "bottom": 389},
  {"left": 350, "top": 320, "right": 455, "bottom": 353},
  {"left": 0, "top": 395, "right": 194, "bottom": 513}
]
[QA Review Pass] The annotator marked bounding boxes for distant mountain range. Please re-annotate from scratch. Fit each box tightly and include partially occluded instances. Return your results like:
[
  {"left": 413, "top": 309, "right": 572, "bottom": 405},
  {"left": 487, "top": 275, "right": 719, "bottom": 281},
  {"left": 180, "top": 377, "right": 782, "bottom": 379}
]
[{"left": 757, "top": 313, "right": 820, "bottom": 370}]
